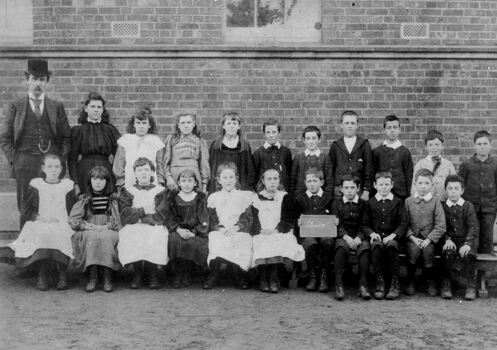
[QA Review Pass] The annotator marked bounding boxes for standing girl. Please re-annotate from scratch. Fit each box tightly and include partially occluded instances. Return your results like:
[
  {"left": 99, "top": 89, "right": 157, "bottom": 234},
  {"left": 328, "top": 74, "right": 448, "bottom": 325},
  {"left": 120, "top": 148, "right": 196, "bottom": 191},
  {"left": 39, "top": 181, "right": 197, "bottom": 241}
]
[
  {"left": 10, "top": 153, "right": 75, "bottom": 290},
  {"left": 252, "top": 168, "right": 305, "bottom": 293},
  {"left": 207, "top": 112, "right": 255, "bottom": 193},
  {"left": 117, "top": 157, "right": 168, "bottom": 289},
  {"left": 165, "top": 169, "right": 219, "bottom": 288},
  {"left": 161, "top": 113, "right": 210, "bottom": 193},
  {"left": 69, "top": 165, "right": 121, "bottom": 293},
  {"left": 69, "top": 92, "right": 121, "bottom": 195},
  {"left": 204, "top": 163, "right": 254, "bottom": 290},
  {"left": 113, "top": 107, "right": 165, "bottom": 190}
]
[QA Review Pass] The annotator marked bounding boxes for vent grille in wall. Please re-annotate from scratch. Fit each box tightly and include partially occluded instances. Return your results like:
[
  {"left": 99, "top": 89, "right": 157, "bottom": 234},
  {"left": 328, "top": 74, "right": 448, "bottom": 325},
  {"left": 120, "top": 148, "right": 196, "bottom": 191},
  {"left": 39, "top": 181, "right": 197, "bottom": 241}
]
[
  {"left": 401, "top": 23, "right": 429, "bottom": 39},
  {"left": 111, "top": 22, "right": 140, "bottom": 38}
]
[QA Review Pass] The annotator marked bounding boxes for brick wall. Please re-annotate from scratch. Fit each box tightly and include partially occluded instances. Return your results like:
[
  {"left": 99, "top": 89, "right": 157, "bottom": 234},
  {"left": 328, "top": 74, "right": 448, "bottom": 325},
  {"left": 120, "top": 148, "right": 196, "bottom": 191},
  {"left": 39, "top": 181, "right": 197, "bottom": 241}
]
[
  {"left": 1, "top": 0, "right": 497, "bottom": 192},
  {"left": 1, "top": 57, "right": 496, "bottom": 191},
  {"left": 25, "top": 0, "right": 497, "bottom": 48}
]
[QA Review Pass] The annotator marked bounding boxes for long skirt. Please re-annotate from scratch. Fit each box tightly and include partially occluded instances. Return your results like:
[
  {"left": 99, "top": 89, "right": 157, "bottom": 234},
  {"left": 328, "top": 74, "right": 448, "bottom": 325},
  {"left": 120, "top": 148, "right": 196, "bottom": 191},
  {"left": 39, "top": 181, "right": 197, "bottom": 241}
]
[
  {"left": 168, "top": 231, "right": 208, "bottom": 268},
  {"left": 118, "top": 223, "right": 169, "bottom": 266},
  {"left": 208, "top": 231, "right": 253, "bottom": 271},
  {"left": 71, "top": 214, "right": 120, "bottom": 271},
  {"left": 10, "top": 221, "right": 73, "bottom": 268},
  {"left": 252, "top": 231, "right": 305, "bottom": 267}
]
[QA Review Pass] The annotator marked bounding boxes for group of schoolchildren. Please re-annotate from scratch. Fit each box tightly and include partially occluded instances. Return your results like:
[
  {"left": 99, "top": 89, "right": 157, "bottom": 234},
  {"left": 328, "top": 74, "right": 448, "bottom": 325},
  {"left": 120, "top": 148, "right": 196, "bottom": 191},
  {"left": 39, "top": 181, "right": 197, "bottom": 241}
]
[{"left": 9, "top": 107, "right": 497, "bottom": 302}]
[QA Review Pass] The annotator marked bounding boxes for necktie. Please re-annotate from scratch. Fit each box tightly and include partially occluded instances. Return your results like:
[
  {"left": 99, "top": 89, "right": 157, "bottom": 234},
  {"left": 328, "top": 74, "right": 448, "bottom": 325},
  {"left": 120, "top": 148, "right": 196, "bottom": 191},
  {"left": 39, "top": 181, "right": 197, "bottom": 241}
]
[
  {"left": 432, "top": 156, "right": 441, "bottom": 174},
  {"left": 31, "top": 98, "right": 42, "bottom": 118}
]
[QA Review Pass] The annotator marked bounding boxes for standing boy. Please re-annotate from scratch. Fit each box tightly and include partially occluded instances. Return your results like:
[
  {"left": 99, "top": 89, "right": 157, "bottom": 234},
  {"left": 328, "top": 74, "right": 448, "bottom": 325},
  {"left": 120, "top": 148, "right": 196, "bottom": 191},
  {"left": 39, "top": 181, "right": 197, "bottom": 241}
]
[
  {"left": 295, "top": 168, "right": 334, "bottom": 293},
  {"left": 290, "top": 125, "right": 333, "bottom": 195},
  {"left": 253, "top": 119, "right": 293, "bottom": 192},
  {"left": 329, "top": 110, "right": 373, "bottom": 200},
  {"left": 412, "top": 130, "right": 456, "bottom": 201},
  {"left": 365, "top": 172, "right": 407, "bottom": 300},
  {"left": 404, "top": 168, "right": 446, "bottom": 296},
  {"left": 332, "top": 175, "right": 371, "bottom": 300},
  {"left": 459, "top": 130, "right": 497, "bottom": 254},
  {"left": 372, "top": 114, "right": 413, "bottom": 200},
  {"left": 441, "top": 175, "right": 479, "bottom": 300}
]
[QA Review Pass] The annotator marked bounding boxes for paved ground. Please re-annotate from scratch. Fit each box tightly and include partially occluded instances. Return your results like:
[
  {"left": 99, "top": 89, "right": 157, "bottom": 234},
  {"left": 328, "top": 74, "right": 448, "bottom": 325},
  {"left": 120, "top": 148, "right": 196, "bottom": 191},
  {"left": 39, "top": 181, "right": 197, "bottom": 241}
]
[{"left": 1, "top": 264, "right": 497, "bottom": 350}]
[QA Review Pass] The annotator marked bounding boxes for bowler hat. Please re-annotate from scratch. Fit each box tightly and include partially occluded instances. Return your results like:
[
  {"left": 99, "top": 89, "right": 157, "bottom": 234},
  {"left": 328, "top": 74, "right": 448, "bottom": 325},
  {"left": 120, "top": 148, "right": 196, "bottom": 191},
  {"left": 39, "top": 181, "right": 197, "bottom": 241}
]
[{"left": 25, "top": 59, "right": 52, "bottom": 77}]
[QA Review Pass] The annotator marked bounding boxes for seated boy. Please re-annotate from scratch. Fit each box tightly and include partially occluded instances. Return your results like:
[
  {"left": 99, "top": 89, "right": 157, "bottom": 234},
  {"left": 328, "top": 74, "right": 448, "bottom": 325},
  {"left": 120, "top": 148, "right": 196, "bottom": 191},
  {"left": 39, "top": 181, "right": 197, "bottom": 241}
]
[
  {"left": 332, "top": 175, "right": 370, "bottom": 300},
  {"left": 405, "top": 168, "right": 446, "bottom": 296},
  {"left": 295, "top": 168, "right": 334, "bottom": 293},
  {"left": 364, "top": 172, "right": 407, "bottom": 300},
  {"left": 441, "top": 175, "right": 479, "bottom": 300}
]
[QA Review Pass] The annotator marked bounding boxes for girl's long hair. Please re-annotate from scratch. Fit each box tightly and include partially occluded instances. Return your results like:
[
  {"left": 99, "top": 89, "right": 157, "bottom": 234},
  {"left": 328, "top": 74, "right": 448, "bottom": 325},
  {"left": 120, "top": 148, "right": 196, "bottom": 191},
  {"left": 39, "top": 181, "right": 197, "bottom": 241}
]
[
  {"left": 125, "top": 106, "right": 157, "bottom": 134},
  {"left": 177, "top": 168, "right": 200, "bottom": 192},
  {"left": 77, "top": 91, "right": 110, "bottom": 124},
  {"left": 256, "top": 168, "right": 284, "bottom": 193},
  {"left": 215, "top": 162, "right": 241, "bottom": 192},
  {"left": 39, "top": 153, "right": 66, "bottom": 179},
  {"left": 85, "top": 165, "right": 114, "bottom": 213},
  {"left": 172, "top": 113, "right": 201, "bottom": 143}
]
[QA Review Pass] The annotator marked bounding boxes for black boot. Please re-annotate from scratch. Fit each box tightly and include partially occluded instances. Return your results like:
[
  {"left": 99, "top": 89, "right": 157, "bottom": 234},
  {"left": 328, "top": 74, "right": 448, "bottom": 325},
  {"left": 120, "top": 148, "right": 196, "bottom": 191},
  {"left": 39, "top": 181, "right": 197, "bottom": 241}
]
[
  {"left": 386, "top": 276, "right": 400, "bottom": 300},
  {"left": 305, "top": 268, "right": 319, "bottom": 292},
  {"left": 86, "top": 265, "right": 98, "bottom": 292},
  {"left": 318, "top": 269, "right": 329, "bottom": 293},
  {"left": 56, "top": 262, "right": 68, "bottom": 291},
  {"left": 37, "top": 261, "right": 49, "bottom": 291},
  {"left": 131, "top": 262, "right": 142, "bottom": 289},
  {"left": 441, "top": 279, "right": 452, "bottom": 299},
  {"left": 374, "top": 274, "right": 385, "bottom": 299},
  {"left": 172, "top": 260, "right": 183, "bottom": 289},
  {"left": 335, "top": 275, "right": 344, "bottom": 300},
  {"left": 259, "top": 266, "right": 269, "bottom": 292},
  {"left": 102, "top": 267, "right": 113, "bottom": 292},
  {"left": 147, "top": 263, "right": 160, "bottom": 289},
  {"left": 203, "top": 259, "right": 220, "bottom": 290},
  {"left": 269, "top": 265, "right": 279, "bottom": 293}
]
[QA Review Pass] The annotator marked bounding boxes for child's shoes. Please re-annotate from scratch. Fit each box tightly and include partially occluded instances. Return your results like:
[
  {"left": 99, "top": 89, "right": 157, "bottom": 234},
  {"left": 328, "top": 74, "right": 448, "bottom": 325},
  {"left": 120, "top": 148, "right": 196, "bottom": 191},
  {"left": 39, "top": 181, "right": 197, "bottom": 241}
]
[
  {"left": 305, "top": 269, "right": 319, "bottom": 292},
  {"left": 56, "top": 267, "right": 68, "bottom": 291},
  {"left": 374, "top": 275, "right": 385, "bottom": 299},
  {"left": 36, "top": 263, "right": 49, "bottom": 291},
  {"left": 86, "top": 265, "right": 98, "bottom": 292},
  {"left": 385, "top": 277, "right": 400, "bottom": 300},
  {"left": 464, "top": 287, "right": 476, "bottom": 300},
  {"left": 359, "top": 285, "right": 371, "bottom": 300},
  {"left": 131, "top": 263, "right": 142, "bottom": 289},
  {"left": 426, "top": 280, "right": 437, "bottom": 297},
  {"left": 441, "top": 280, "right": 452, "bottom": 299},
  {"left": 404, "top": 281, "right": 416, "bottom": 296},
  {"left": 103, "top": 267, "right": 113, "bottom": 292},
  {"left": 318, "top": 270, "right": 329, "bottom": 293}
]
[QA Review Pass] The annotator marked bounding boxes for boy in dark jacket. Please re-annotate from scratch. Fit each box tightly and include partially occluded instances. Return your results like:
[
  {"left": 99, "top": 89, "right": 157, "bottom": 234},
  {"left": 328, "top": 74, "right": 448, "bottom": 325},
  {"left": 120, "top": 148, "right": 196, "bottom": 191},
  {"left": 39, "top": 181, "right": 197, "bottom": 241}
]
[
  {"left": 253, "top": 119, "right": 292, "bottom": 192},
  {"left": 458, "top": 130, "right": 497, "bottom": 254},
  {"left": 372, "top": 114, "right": 413, "bottom": 200},
  {"left": 329, "top": 110, "right": 373, "bottom": 200},
  {"left": 295, "top": 168, "right": 334, "bottom": 293},
  {"left": 364, "top": 171, "right": 407, "bottom": 300},
  {"left": 332, "top": 174, "right": 371, "bottom": 301},
  {"left": 441, "top": 175, "right": 479, "bottom": 300}
]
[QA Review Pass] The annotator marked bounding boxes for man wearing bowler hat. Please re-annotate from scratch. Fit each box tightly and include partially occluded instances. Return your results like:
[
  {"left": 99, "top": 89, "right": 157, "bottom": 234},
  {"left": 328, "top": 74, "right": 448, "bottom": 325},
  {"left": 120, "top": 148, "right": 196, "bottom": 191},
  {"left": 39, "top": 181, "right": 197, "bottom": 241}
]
[{"left": 0, "top": 59, "right": 71, "bottom": 227}]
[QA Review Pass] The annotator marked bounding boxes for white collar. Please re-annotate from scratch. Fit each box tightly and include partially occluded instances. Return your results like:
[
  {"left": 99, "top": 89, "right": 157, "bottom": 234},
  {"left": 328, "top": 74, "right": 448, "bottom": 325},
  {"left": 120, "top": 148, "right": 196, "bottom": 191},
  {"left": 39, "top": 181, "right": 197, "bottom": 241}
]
[
  {"left": 375, "top": 192, "right": 394, "bottom": 201},
  {"left": 304, "top": 149, "right": 321, "bottom": 157},
  {"left": 306, "top": 188, "right": 323, "bottom": 198},
  {"left": 446, "top": 198, "right": 465, "bottom": 207},
  {"left": 263, "top": 141, "right": 281, "bottom": 149},
  {"left": 87, "top": 118, "right": 102, "bottom": 124},
  {"left": 343, "top": 195, "right": 359, "bottom": 204},
  {"left": 29, "top": 92, "right": 45, "bottom": 101},
  {"left": 414, "top": 192, "right": 433, "bottom": 202},
  {"left": 383, "top": 140, "right": 402, "bottom": 149}
]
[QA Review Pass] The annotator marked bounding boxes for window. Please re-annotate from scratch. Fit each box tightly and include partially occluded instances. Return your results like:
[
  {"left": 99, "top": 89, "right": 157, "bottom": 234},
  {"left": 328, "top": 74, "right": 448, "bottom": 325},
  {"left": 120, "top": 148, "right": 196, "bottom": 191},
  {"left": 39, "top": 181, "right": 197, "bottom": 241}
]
[
  {"left": 0, "top": 0, "right": 33, "bottom": 45},
  {"left": 225, "top": 0, "right": 321, "bottom": 44}
]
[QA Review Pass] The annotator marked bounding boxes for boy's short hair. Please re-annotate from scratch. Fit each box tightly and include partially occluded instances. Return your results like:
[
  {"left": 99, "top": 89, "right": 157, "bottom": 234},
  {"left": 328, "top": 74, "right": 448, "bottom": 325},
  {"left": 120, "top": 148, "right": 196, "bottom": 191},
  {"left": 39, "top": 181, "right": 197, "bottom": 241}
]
[
  {"left": 414, "top": 168, "right": 434, "bottom": 182},
  {"left": 424, "top": 129, "right": 444, "bottom": 144},
  {"left": 473, "top": 130, "right": 491, "bottom": 143},
  {"left": 302, "top": 125, "right": 321, "bottom": 139},
  {"left": 374, "top": 171, "right": 393, "bottom": 182},
  {"left": 133, "top": 156, "right": 155, "bottom": 172},
  {"left": 445, "top": 174, "right": 464, "bottom": 189},
  {"left": 383, "top": 114, "right": 400, "bottom": 128},
  {"left": 340, "top": 174, "right": 361, "bottom": 187},
  {"left": 341, "top": 110, "right": 358, "bottom": 123},
  {"left": 263, "top": 119, "right": 281, "bottom": 133},
  {"left": 305, "top": 167, "right": 324, "bottom": 181}
]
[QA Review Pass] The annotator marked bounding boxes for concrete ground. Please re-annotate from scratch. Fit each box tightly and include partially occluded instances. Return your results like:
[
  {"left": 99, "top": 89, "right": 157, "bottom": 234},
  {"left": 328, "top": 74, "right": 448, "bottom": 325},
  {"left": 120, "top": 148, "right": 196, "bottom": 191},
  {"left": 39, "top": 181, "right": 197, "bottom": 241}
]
[{"left": 1, "top": 264, "right": 497, "bottom": 350}]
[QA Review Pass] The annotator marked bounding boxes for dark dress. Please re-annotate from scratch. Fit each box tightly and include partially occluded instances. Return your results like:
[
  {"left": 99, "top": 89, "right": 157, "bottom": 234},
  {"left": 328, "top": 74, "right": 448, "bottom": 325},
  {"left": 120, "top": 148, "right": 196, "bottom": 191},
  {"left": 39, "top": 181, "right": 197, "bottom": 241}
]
[
  {"left": 69, "top": 121, "right": 121, "bottom": 193},
  {"left": 208, "top": 138, "right": 255, "bottom": 193},
  {"left": 166, "top": 191, "right": 219, "bottom": 268}
]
